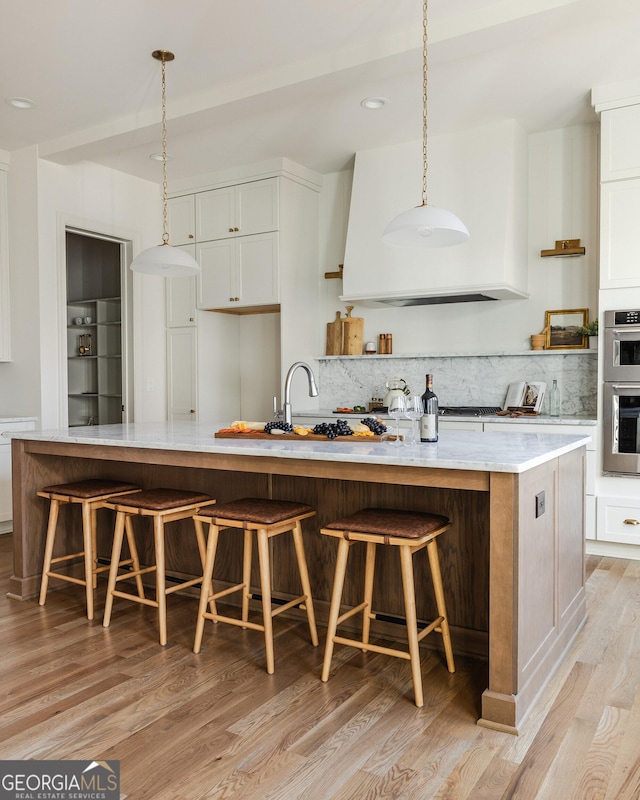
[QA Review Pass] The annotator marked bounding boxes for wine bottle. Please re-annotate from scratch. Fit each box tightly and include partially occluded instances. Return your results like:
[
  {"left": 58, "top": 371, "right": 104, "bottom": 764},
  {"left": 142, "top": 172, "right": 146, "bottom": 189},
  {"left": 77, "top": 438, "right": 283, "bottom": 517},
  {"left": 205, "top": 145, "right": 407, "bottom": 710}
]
[{"left": 420, "top": 374, "right": 439, "bottom": 442}]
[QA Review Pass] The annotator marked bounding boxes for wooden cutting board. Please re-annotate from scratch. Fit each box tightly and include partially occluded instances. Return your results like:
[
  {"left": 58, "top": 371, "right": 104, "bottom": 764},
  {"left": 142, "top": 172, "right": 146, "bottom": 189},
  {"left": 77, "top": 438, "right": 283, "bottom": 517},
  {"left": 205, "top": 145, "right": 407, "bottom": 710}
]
[
  {"left": 214, "top": 431, "right": 398, "bottom": 442},
  {"left": 325, "top": 311, "right": 343, "bottom": 356},
  {"left": 342, "top": 305, "right": 364, "bottom": 355}
]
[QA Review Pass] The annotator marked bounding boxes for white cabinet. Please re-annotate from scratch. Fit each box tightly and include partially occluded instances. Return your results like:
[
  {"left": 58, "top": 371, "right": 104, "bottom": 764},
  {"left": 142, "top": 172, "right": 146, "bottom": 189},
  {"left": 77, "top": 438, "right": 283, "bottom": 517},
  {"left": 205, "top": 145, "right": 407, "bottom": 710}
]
[
  {"left": 166, "top": 245, "right": 197, "bottom": 327},
  {"left": 599, "top": 179, "right": 640, "bottom": 289},
  {"left": 597, "top": 496, "right": 640, "bottom": 546},
  {"left": 197, "top": 232, "right": 278, "bottom": 311},
  {"left": 167, "top": 327, "right": 197, "bottom": 421},
  {"left": 196, "top": 178, "right": 278, "bottom": 241},
  {"left": 599, "top": 104, "right": 640, "bottom": 182},
  {"left": 0, "top": 418, "right": 36, "bottom": 530},
  {"left": 167, "top": 195, "right": 196, "bottom": 245}
]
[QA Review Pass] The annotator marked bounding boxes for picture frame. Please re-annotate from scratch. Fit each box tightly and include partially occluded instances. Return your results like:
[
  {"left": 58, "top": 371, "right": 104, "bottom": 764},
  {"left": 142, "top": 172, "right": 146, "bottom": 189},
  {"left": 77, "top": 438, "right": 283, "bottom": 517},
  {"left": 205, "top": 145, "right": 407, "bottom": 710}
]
[{"left": 544, "top": 308, "right": 589, "bottom": 350}]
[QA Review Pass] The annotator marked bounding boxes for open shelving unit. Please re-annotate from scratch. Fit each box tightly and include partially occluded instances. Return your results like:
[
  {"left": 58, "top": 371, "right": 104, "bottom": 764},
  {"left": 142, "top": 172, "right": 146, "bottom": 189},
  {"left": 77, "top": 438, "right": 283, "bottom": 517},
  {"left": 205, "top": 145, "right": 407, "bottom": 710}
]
[{"left": 66, "top": 232, "right": 125, "bottom": 427}]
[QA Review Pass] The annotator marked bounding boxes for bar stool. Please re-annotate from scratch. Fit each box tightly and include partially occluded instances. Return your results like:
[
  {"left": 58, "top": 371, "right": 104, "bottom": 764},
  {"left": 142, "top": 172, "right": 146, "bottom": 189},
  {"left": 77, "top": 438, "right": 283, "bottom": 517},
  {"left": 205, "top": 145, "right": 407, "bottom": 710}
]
[
  {"left": 38, "top": 479, "right": 142, "bottom": 620},
  {"left": 102, "top": 488, "right": 215, "bottom": 645},
  {"left": 320, "top": 508, "right": 455, "bottom": 708},
  {"left": 193, "top": 498, "right": 318, "bottom": 674}
]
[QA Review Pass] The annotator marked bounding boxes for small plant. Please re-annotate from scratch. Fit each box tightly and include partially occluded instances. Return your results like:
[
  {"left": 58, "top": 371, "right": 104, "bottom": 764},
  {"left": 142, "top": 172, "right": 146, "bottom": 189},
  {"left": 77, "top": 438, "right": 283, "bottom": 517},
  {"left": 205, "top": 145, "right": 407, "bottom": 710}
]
[{"left": 577, "top": 319, "right": 598, "bottom": 337}]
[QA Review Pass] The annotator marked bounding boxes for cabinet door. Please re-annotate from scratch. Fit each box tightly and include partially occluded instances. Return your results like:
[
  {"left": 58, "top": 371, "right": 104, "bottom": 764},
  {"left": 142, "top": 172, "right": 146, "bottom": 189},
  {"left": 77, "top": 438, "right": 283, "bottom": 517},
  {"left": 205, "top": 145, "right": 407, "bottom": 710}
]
[
  {"left": 236, "top": 233, "right": 279, "bottom": 306},
  {"left": 196, "top": 186, "right": 235, "bottom": 241},
  {"left": 600, "top": 105, "right": 640, "bottom": 182},
  {"left": 167, "top": 195, "right": 196, "bottom": 245},
  {"left": 167, "top": 327, "right": 197, "bottom": 421},
  {"left": 197, "top": 239, "right": 236, "bottom": 309},
  {"left": 600, "top": 179, "right": 640, "bottom": 288},
  {"left": 166, "top": 245, "right": 197, "bottom": 326},
  {"left": 0, "top": 169, "right": 10, "bottom": 361},
  {"left": 236, "top": 178, "right": 278, "bottom": 236}
]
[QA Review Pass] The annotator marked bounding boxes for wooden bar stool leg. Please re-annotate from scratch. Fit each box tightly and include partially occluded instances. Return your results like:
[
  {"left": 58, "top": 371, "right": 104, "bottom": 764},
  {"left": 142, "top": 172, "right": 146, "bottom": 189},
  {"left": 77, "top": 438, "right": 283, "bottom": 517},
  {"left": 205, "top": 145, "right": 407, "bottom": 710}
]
[
  {"left": 103, "top": 511, "right": 126, "bottom": 629},
  {"left": 154, "top": 516, "right": 168, "bottom": 646},
  {"left": 124, "top": 516, "right": 145, "bottom": 599},
  {"left": 257, "top": 528, "right": 275, "bottom": 674},
  {"left": 321, "top": 537, "right": 351, "bottom": 682},
  {"left": 193, "top": 523, "right": 219, "bottom": 654},
  {"left": 193, "top": 517, "right": 215, "bottom": 616},
  {"left": 399, "top": 544, "right": 424, "bottom": 708},
  {"left": 362, "top": 541, "right": 376, "bottom": 649},
  {"left": 241, "top": 528, "right": 253, "bottom": 626},
  {"left": 427, "top": 539, "right": 456, "bottom": 673},
  {"left": 90, "top": 505, "right": 98, "bottom": 590},
  {"left": 39, "top": 498, "right": 60, "bottom": 606},
  {"left": 81, "top": 500, "right": 95, "bottom": 620},
  {"left": 291, "top": 520, "right": 319, "bottom": 646}
]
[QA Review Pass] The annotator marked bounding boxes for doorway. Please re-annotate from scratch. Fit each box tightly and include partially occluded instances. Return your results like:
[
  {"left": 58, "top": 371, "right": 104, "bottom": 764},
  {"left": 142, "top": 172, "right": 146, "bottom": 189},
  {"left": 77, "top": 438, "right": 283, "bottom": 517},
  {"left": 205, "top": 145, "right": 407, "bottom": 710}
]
[{"left": 65, "top": 228, "right": 133, "bottom": 426}]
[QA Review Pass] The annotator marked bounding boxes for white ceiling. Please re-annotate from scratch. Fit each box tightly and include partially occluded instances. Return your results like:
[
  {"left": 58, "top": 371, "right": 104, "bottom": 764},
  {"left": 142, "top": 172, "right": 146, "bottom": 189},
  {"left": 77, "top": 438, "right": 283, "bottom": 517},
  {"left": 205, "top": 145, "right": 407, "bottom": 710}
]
[{"left": 2, "top": 0, "right": 640, "bottom": 184}]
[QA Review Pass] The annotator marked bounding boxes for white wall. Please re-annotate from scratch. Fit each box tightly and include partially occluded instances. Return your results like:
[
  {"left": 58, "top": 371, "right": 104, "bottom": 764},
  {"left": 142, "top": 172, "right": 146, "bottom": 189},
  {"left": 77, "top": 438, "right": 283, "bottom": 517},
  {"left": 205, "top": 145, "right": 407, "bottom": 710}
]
[
  {"left": 317, "top": 124, "right": 599, "bottom": 359},
  {"left": 1, "top": 151, "right": 165, "bottom": 427}
]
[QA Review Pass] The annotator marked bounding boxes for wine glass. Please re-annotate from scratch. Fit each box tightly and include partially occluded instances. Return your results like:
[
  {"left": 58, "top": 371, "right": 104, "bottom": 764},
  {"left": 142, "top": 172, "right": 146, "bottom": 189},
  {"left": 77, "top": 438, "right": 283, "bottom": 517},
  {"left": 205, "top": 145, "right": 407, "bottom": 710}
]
[
  {"left": 385, "top": 394, "right": 406, "bottom": 446},
  {"left": 404, "top": 395, "right": 423, "bottom": 446}
]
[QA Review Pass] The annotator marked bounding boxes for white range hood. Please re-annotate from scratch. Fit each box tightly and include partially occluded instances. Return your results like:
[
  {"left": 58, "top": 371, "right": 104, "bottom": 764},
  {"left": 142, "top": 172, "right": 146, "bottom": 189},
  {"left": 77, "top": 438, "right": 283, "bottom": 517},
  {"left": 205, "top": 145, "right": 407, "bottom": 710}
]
[{"left": 341, "top": 120, "right": 530, "bottom": 307}]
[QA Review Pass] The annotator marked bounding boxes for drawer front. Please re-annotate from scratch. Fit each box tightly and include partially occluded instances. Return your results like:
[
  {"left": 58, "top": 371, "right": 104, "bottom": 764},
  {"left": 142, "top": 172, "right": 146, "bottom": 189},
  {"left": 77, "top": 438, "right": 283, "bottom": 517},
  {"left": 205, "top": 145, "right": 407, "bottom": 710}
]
[
  {"left": 439, "top": 420, "right": 483, "bottom": 432},
  {"left": 0, "top": 420, "right": 36, "bottom": 436},
  {"left": 597, "top": 497, "right": 640, "bottom": 545}
]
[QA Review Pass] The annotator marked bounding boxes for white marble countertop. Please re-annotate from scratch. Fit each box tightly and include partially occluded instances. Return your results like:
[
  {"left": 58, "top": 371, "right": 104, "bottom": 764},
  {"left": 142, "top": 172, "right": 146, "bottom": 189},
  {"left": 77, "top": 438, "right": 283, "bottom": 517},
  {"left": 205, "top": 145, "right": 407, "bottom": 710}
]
[
  {"left": 5, "top": 420, "right": 591, "bottom": 474},
  {"left": 293, "top": 409, "right": 597, "bottom": 426}
]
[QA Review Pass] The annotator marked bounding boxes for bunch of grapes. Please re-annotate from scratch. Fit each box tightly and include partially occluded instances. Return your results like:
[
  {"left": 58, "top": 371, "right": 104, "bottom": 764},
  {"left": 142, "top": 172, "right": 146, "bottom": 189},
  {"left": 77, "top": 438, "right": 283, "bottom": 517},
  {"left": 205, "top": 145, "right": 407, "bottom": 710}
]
[
  {"left": 361, "top": 417, "right": 387, "bottom": 435},
  {"left": 312, "top": 419, "right": 355, "bottom": 440},
  {"left": 264, "top": 421, "right": 294, "bottom": 433}
]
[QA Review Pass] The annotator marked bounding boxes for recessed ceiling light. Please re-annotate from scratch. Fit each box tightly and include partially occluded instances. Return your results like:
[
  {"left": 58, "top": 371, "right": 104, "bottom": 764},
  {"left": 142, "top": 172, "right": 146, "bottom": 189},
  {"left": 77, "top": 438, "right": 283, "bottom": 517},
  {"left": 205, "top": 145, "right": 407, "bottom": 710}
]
[
  {"left": 6, "top": 97, "right": 36, "bottom": 110},
  {"left": 361, "top": 97, "right": 388, "bottom": 110},
  {"left": 149, "top": 152, "right": 172, "bottom": 161}
]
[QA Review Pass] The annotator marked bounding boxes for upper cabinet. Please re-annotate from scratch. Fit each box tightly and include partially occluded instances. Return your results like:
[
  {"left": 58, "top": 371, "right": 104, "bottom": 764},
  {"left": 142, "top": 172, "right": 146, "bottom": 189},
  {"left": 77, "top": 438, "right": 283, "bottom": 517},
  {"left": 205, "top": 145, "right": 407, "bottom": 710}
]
[
  {"left": 599, "top": 104, "right": 640, "bottom": 182},
  {"left": 169, "top": 170, "right": 317, "bottom": 314},
  {"left": 167, "top": 195, "right": 195, "bottom": 245},
  {"left": 341, "top": 119, "right": 530, "bottom": 306},
  {"left": 593, "top": 83, "right": 640, "bottom": 289},
  {"left": 196, "top": 178, "right": 278, "bottom": 241},
  {"left": 0, "top": 166, "right": 10, "bottom": 361}
]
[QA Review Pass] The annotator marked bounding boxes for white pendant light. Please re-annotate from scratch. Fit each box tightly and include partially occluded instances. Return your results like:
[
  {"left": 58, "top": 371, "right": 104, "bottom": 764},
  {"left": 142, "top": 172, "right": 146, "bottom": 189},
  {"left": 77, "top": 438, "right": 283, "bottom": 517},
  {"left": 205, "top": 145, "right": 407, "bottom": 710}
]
[
  {"left": 382, "top": 0, "right": 469, "bottom": 249},
  {"left": 131, "top": 50, "right": 200, "bottom": 277}
]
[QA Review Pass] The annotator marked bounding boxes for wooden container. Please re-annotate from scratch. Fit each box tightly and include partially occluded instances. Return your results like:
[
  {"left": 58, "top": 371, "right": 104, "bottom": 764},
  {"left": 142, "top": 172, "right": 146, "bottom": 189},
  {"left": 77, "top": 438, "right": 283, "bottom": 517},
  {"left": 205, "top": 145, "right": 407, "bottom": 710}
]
[
  {"left": 342, "top": 306, "right": 364, "bottom": 355},
  {"left": 325, "top": 311, "right": 343, "bottom": 355}
]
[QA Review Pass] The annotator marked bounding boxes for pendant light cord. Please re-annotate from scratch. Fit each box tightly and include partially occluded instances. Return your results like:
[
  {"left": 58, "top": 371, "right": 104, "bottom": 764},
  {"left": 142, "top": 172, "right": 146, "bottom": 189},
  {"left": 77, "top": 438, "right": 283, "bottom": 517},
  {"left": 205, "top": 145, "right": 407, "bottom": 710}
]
[
  {"left": 160, "top": 53, "right": 169, "bottom": 245},
  {"left": 422, "top": 0, "right": 429, "bottom": 208}
]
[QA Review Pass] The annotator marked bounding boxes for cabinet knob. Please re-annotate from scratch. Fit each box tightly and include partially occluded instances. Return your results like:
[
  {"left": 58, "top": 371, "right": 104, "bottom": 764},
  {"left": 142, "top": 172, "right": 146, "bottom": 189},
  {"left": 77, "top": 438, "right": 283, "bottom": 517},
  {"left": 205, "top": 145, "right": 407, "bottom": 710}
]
[
  {"left": 190, "top": 409, "right": 195, "bottom": 414},
  {"left": 234, "top": 227, "right": 239, "bottom": 232},
  {"left": 188, "top": 234, "right": 194, "bottom": 239},
  {"left": 189, "top": 317, "right": 195, "bottom": 322},
  {"left": 623, "top": 518, "right": 640, "bottom": 525},
  {"left": 234, "top": 297, "right": 240, "bottom": 301},
  {"left": 228, "top": 228, "right": 234, "bottom": 233}
]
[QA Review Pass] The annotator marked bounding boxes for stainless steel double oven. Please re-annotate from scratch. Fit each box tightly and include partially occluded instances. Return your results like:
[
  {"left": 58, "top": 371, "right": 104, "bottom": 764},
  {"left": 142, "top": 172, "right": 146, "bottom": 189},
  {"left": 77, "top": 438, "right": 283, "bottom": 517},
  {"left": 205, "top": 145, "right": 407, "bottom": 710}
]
[{"left": 604, "top": 309, "right": 640, "bottom": 474}]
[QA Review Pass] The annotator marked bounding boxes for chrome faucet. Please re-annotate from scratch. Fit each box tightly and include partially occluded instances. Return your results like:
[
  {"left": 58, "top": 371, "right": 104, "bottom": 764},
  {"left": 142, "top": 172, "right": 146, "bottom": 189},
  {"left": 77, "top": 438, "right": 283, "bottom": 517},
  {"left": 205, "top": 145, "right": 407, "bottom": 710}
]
[{"left": 280, "top": 361, "right": 318, "bottom": 425}]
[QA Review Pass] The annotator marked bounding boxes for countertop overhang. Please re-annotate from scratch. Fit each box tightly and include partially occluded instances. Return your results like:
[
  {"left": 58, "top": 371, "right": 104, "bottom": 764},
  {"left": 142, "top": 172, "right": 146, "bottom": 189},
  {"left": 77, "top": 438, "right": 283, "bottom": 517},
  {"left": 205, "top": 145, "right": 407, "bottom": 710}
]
[{"left": 6, "top": 421, "right": 591, "bottom": 474}]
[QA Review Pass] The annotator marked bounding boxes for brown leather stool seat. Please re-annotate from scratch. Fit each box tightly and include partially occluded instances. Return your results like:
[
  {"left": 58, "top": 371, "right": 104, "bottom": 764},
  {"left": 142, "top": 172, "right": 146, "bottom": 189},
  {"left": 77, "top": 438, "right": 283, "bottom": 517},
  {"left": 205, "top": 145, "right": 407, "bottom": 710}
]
[
  {"left": 38, "top": 479, "right": 142, "bottom": 620},
  {"left": 193, "top": 498, "right": 318, "bottom": 674},
  {"left": 102, "top": 488, "right": 215, "bottom": 645},
  {"left": 320, "top": 508, "right": 455, "bottom": 707}
]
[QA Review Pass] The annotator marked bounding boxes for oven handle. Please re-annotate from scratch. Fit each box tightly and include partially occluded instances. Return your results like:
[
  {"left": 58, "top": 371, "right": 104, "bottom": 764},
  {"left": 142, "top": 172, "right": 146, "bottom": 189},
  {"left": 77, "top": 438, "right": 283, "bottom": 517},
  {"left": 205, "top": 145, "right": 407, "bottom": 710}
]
[{"left": 609, "top": 384, "right": 640, "bottom": 390}]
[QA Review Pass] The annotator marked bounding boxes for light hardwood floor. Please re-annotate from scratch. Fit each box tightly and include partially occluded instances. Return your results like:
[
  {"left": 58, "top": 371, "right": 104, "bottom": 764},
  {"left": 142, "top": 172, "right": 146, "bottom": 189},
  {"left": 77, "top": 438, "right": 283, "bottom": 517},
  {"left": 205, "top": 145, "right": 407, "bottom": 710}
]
[{"left": 1, "top": 534, "right": 639, "bottom": 799}]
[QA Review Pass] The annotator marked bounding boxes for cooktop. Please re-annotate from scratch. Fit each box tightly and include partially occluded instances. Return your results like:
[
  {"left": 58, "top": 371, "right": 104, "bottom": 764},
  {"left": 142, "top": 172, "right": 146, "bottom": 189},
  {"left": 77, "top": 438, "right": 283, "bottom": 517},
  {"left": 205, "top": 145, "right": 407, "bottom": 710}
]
[{"left": 439, "top": 406, "right": 502, "bottom": 417}]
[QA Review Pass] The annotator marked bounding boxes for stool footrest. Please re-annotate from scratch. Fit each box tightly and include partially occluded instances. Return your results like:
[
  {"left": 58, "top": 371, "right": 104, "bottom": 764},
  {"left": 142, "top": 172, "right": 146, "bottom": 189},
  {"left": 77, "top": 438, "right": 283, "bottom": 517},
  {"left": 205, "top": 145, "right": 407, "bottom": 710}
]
[
  {"left": 417, "top": 616, "right": 444, "bottom": 644},
  {"left": 115, "top": 565, "right": 156, "bottom": 582},
  {"left": 164, "top": 576, "right": 202, "bottom": 596},
  {"left": 203, "top": 612, "right": 264, "bottom": 633},
  {"left": 50, "top": 551, "right": 84, "bottom": 565},
  {"left": 210, "top": 582, "right": 246, "bottom": 602},
  {"left": 337, "top": 602, "right": 368, "bottom": 626},
  {"left": 44, "top": 572, "right": 86, "bottom": 588},
  {"left": 271, "top": 594, "right": 307, "bottom": 618},
  {"left": 111, "top": 590, "right": 157, "bottom": 608},
  {"left": 333, "top": 636, "right": 412, "bottom": 661}
]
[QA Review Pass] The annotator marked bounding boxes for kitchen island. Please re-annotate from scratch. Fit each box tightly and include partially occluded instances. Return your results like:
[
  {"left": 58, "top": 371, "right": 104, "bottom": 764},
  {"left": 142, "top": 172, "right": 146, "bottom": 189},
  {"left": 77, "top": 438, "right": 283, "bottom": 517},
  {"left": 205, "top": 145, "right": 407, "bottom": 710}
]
[{"left": 8, "top": 421, "right": 590, "bottom": 734}]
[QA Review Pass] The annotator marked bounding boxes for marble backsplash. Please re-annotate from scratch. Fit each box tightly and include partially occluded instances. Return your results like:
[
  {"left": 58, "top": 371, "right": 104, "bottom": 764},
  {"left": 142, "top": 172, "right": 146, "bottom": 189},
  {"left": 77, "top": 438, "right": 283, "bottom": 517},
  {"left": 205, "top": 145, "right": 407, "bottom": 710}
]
[{"left": 316, "top": 351, "right": 598, "bottom": 417}]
